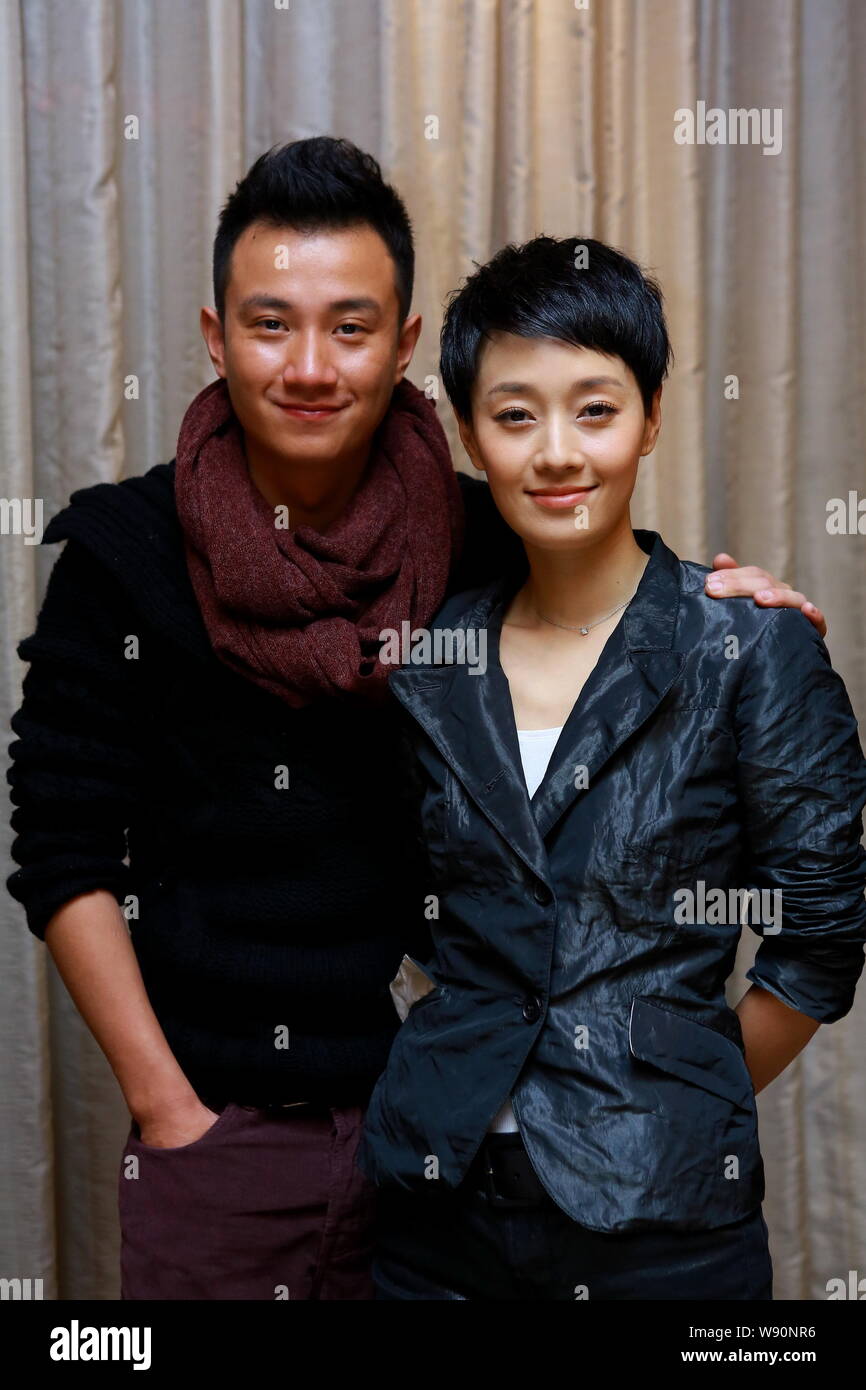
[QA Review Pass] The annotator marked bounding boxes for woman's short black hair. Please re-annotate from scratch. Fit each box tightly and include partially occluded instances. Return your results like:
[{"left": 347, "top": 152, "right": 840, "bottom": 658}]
[
  {"left": 439, "top": 235, "right": 673, "bottom": 421},
  {"left": 212, "top": 136, "right": 414, "bottom": 323}
]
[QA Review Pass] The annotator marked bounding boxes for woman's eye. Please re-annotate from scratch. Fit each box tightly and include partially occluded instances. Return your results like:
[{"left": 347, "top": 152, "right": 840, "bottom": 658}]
[{"left": 495, "top": 403, "right": 617, "bottom": 424}]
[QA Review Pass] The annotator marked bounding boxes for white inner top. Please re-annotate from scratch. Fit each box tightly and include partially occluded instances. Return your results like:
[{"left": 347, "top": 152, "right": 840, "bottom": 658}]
[
  {"left": 515, "top": 726, "right": 563, "bottom": 798},
  {"left": 488, "top": 724, "right": 564, "bottom": 1135}
]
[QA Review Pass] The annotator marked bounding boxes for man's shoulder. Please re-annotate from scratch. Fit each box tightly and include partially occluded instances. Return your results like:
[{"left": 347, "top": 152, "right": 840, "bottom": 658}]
[
  {"left": 42, "top": 459, "right": 177, "bottom": 548},
  {"left": 455, "top": 470, "right": 487, "bottom": 500},
  {"left": 34, "top": 459, "right": 208, "bottom": 652},
  {"left": 431, "top": 579, "right": 503, "bottom": 633}
]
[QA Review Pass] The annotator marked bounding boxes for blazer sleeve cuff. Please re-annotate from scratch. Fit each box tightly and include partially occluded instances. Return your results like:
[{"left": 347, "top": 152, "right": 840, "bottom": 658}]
[{"left": 746, "top": 945, "right": 866, "bottom": 1024}]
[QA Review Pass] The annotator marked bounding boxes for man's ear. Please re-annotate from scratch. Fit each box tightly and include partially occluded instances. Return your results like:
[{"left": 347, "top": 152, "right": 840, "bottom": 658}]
[
  {"left": 395, "top": 312, "right": 423, "bottom": 382},
  {"left": 454, "top": 409, "right": 485, "bottom": 472},
  {"left": 640, "top": 386, "right": 663, "bottom": 457},
  {"left": 200, "top": 307, "right": 227, "bottom": 378}
]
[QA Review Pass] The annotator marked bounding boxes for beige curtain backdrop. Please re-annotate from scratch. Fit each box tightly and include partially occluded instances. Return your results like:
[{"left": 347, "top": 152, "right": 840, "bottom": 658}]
[{"left": 1, "top": 0, "right": 864, "bottom": 1300}]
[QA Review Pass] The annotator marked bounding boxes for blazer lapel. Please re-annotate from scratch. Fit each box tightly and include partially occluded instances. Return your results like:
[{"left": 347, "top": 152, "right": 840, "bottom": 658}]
[
  {"left": 530, "top": 531, "right": 686, "bottom": 838},
  {"left": 388, "top": 530, "right": 687, "bottom": 877},
  {"left": 388, "top": 577, "right": 552, "bottom": 886}
]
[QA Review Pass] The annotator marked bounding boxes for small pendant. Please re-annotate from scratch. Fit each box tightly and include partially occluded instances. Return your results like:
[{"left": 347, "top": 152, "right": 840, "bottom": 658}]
[{"left": 579, "top": 626, "right": 589, "bottom": 635}]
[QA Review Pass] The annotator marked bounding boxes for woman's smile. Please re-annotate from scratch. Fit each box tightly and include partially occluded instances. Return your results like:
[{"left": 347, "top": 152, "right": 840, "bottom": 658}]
[{"left": 526, "top": 483, "right": 599, "bottom": 510}]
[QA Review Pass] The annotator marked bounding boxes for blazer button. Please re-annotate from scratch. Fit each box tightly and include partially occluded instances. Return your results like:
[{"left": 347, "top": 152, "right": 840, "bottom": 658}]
[
  {"left": 522, "top": 996, "right": 542, "bottom": 1024},
  {"left": 533, "top": 883, "right": 552, "bottom": 905}
]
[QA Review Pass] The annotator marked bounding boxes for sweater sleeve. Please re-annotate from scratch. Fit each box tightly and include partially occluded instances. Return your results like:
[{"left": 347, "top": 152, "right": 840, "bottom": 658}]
[
  {"left": 734, "top": 608, "right": 866, "bottom": 1023},
  {"left": 6, "top": 538, "right": 144, "bottom": 939}
]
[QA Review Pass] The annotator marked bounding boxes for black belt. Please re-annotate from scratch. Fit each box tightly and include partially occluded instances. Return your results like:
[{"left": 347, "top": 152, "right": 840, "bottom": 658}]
[
  {"left": 258, "top": 1100, "right": 322, "bottom": 1113},
  {"left": 202, "top": 1095, "right": 328, "bottom": 1115},
  {"left": 466, "top": 1133, "right": 552, "bottom": 1208}
]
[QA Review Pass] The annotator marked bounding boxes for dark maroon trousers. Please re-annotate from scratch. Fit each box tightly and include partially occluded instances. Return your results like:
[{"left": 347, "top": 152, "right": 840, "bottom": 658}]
[{"left": 118, "top": 1100, "right": 376, "bottom": 1299}]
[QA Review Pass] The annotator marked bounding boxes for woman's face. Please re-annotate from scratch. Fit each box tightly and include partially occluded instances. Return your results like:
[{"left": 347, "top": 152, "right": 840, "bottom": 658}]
[{"left": 456, "top": 333, "right": 661, "bottom": 552}]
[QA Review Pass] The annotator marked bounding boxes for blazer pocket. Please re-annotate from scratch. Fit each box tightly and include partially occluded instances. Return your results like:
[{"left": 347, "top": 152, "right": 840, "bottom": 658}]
[
  {"left": 620, "top": 813, "right": 717, "bottom": 875},
  {"left": 389, "top": 954, "right": 437, "bottom": 1022},
  {"left": 406, "top": 984, "right": 447, "bottom": 1022},
  {"left": 628, "top": 996, "right": 755, "bottom": 1111}
]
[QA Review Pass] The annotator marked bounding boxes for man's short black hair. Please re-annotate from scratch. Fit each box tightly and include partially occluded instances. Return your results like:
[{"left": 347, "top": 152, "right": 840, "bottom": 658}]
[
  {"left": 213, "top": 136, "right": 414, "bottom": 323},
  {"left": 440, "top": 235, "right": 673, "bottom": 421}
]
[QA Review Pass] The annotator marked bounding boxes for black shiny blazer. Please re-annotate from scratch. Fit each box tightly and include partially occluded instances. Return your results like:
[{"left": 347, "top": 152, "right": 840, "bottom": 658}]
[{"left": 357, "top": 529, "right": 866, "bottom": 1232}]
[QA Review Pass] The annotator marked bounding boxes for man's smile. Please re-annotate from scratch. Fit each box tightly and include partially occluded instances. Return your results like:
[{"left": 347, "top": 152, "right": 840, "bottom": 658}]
[{"left": 272, "top": 401, "right": 348, "bottom": 421}]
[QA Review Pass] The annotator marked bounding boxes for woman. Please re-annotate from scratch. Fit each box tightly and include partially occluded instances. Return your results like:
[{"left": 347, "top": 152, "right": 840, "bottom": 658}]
[{"left": 356, "top": 235, "right": 866, "bottom": 1300}]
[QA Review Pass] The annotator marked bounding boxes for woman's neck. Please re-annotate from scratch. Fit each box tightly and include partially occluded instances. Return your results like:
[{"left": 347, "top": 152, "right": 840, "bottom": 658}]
[{"left": 514, "top": 518, "right": 649, "bottom": 631}]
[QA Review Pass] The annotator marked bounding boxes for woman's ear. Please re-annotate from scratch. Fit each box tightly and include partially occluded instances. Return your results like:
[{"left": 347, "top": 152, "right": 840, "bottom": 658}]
[
  {"left": 640, "top": 386, "right": 663, "bottom": 457},
  {"left": 454, "top": 409, "right": 485, "bottom": 473}
]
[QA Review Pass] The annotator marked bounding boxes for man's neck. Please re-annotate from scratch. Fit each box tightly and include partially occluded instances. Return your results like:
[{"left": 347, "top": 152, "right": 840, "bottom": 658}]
[{"left": 243, "top": 437, "right": 372, "bottom": 532}]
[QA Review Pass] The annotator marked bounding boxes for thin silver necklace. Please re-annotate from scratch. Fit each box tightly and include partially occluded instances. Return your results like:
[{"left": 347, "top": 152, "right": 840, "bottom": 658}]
[{"left": 535, "top": 585, "right": 638, "bottom": 636}]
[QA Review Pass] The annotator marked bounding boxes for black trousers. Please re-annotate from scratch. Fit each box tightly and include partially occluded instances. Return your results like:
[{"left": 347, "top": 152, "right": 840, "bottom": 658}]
[{"left": 372, "top": 1134, "right": 773, "bottom": 1301}]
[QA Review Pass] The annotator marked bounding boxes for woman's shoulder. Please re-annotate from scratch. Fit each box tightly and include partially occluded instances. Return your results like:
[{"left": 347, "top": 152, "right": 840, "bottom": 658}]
[{"left": 673, "top": 552, "right": 825, "bottom": 659}]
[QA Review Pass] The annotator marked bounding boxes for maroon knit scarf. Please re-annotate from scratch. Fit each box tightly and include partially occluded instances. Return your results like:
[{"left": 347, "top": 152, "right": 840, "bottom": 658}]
[{"left": 174, "top": 376, "right": 464, "bottom": 707}]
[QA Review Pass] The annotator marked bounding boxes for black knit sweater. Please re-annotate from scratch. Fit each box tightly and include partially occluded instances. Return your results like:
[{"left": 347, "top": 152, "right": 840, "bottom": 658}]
[{"left": 6, "top": 462, "right": 520, "bottom": 1106}]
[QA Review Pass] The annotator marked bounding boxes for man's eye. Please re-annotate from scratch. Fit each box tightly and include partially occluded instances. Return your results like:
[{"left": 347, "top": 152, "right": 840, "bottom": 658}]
[
  {"left": 258, "top": 319, "right": 284, "bottom": 331},
  {"left": 495, "top": 407, "right": 532, "bottom": 423},
  {"left": 336, "top": 323, "right": 364, "bottom": 335}
]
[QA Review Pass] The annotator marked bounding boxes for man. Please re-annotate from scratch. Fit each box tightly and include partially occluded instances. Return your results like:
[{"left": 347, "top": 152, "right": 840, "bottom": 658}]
[{"left": 6, "top": 137, "right": 827, "bottom": 1301}]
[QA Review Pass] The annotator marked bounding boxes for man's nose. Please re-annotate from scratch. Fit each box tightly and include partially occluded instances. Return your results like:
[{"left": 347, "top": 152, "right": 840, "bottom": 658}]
[{"left": 282, "top": 331, "right": 339, "bottom": 387}]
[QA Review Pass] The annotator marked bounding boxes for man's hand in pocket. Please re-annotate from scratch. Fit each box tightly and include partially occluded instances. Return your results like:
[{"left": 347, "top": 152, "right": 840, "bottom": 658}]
[{"left": 136, "top": 1095, "right": 222, "bottom": 1148}]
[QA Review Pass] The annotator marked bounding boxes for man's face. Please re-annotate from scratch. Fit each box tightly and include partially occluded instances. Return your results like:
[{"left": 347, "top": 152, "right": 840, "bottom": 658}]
[
  {"left": 201, "top": 221, "right": 420, "bottom": 474},
  {"left": 457, "top": 333, "right": 661, "bottom": 552}
]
